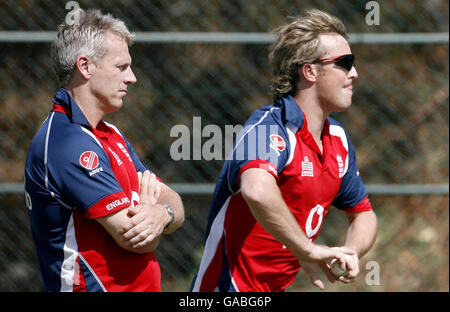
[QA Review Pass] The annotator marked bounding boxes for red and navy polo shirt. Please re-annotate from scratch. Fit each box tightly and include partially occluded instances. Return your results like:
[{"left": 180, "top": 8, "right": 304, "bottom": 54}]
[
  {"left": 25, "top": 88, "right": 161, "bottom": 292},
  {"left": 191, "top": 94, "right": 372, "bottom": 292}
]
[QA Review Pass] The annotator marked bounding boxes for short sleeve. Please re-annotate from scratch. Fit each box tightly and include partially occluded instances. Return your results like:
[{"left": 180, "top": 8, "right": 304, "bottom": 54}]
[
  {"left": 225, "top": 108, "right": 290, "bottom": 190},
  {"left": 48, "top": 132, "right": 129, "bottom": 219},
  {"left": 332, "top": 136, "right": 372, "bottom": 213}
]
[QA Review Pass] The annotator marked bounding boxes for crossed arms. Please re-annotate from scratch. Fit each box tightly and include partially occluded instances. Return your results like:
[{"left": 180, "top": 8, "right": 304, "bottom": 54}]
[{"left": 96, "top": 170, "right": 185, "bottom": 254}]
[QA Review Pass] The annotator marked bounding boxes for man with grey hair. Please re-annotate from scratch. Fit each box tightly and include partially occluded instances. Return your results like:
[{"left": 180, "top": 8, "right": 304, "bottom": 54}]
[
  {"left": 191, "top": 9, "right": 377, "bottom": 292},
  {"left": 25, "top": 9, "right": 184, "bottom": 292}
]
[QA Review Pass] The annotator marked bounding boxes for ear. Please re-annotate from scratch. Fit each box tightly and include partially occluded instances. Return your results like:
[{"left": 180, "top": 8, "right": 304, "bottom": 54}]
[
  {"left": 301, "top": 63, "right": 319, "bottom": 83},
  {"left": 75, "top": 56, "right": 92, "bottom": 80}
]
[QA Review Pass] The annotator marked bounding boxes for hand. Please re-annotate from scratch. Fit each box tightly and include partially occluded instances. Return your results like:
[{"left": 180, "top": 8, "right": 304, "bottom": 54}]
[
  {"left": 306, "top": 244, "right": 356, "bottom": 265},
  {"left": 128, "top": 170, "right": 161, "bottom": 216},
  {"left": 298, "top": 244, "right": 356, "bottom": 290},
  {"left": 120, "top": 170, "right": 169, "bottom": 249},
  {"left": 120, "top": 203, "right": 170, "bottom": 248},
  {"left": 301, "top": 261, "right": 330, "bottom": 290},
  {"left": 327, "top": 247, "right": 360, "bottom": 283},
  {"left": 301, "top": 246, "right": 359, "bottom": 290}
]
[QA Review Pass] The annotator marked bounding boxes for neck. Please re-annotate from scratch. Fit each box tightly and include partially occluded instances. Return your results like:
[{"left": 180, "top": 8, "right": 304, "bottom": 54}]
[
  {"left": 293, "top": 90, "right": 329, "bottom": 143},
  {"left": 66, "top": 86, "right": 104, "bottom": 128}
]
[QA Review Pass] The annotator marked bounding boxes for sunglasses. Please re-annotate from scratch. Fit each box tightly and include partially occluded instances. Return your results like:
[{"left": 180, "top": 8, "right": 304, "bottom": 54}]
[{"left": 312, "top": 54, "right": 355, "bottom": 71}]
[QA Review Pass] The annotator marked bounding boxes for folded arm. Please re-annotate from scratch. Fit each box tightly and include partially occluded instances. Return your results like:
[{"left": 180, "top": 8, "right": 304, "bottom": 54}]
[{"left": 95, "top": 171, "right": 184, "bottom": 254}]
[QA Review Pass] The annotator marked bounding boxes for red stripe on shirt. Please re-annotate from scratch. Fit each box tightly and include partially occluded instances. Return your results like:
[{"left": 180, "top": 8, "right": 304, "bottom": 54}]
[
  {"left": 53, "top": 104, "right": 72, "bottom": 116},
  {"left": 238, "top": 159, "right": 279, "bottom": 185},
  {"left": 85, "top": 192, "right": 130, "bottom": 219},
  {"left": 342, "top": 195, "right": 372, "bottom": 213}
]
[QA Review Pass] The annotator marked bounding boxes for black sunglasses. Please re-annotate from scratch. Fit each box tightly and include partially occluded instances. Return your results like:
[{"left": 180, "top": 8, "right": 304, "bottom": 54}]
[{"left": 312, "top": 54, "right": 355, "bottom": 71}]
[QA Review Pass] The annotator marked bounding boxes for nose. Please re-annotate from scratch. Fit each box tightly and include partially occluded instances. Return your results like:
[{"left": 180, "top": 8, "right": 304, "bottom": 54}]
[
  {"left": 125, "top": 67, "right": 137, "bottom": 85},
  {"left": 348, "top": 66, "right": 358, "bottom": 79}
]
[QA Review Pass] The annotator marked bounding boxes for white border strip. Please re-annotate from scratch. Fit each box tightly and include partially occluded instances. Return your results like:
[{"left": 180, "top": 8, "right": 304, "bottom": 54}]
[
  {"left": 44, "top": 112, "right": 55, "bottom": 190},
  {"left": 78, "top": 253, "right": 107, "bottom": 292},
  {"left": 192, "top": 196, "right": 231, "bottom": 292},
  {"left": 60, "top": 214, "right": 78, "bottom": 292},
  {"left": 79, "top": 126, "right": 102, "bottom": 147}
]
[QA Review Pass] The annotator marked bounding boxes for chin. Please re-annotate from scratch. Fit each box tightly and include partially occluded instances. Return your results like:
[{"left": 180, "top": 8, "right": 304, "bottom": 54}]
[
  {"left": 106, "top": 101, "right": 124, "bottom": 113},
  {"left": 333, "top": 101, "right": 352, "bottom": 112},
  {"left": 341, "top": 103, "right": 352, "bottom": 111},
  {"left": 113, "top": 97, "right": 125, "bottom": 108},
  {"left": 338, "top": 95, "right": 353, "bottom": 111}
]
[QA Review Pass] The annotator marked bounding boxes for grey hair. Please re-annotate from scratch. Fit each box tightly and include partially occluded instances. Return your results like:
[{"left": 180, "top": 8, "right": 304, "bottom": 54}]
[
  {"left": 51, "top": 8, "right": 135, "bottom": 87},
  {"left": 268, "top": 9, "right": 347, "bottom": 101}
]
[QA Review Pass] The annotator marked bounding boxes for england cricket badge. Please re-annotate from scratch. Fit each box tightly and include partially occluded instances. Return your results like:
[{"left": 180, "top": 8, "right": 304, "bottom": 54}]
[{"left": 301, "top": 156, "right": 314, "bottom": 177}]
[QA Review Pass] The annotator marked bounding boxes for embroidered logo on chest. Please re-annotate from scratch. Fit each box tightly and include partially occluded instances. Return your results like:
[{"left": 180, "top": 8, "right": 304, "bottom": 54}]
[
  {"left": 301, "top": 156, "right": 314, "bottom": 177},
  {"left": 108, "top": 147, "right": 123, "bottom": 166},
  {"left": 116, "top": 142, "right": 133, "bottom": 162}
]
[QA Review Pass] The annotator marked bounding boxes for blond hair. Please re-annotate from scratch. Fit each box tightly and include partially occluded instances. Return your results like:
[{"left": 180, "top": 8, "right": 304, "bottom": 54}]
[
  {"left": 269, "top": 9, "right": 347, "bottom": 100},
  {"left": 51, "top": 9, "right": 135, "bottom": 86}
]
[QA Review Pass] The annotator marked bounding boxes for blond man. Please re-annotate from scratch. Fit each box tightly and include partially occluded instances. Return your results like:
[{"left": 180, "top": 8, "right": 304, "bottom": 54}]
[{"left": 192, "top": 9, "right": 376, "bottom": 292}]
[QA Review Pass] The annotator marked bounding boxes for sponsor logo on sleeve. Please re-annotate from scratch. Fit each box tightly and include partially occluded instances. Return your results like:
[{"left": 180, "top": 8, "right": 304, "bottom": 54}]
[
  {"left": 106, "top": 197, "right": 130, "bottom": 211},
  {"left": 79, "top": 151, "right": 103, "bottom": 176},
  {"left": 267, "top": 164, "right": 278, "bottom": 176},
  {"left": 79, "top": 151, "right": 99, "bottom": 170}
]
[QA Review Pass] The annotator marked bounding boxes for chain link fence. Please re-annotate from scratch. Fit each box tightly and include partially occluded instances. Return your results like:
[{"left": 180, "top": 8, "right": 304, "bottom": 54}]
[{"left": 0, "top": 0, "right": 448, "bottom": 291}]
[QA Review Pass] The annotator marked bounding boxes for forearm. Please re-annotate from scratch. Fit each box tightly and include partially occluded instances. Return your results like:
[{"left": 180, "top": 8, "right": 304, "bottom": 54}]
[
  {"left": 246, "top": 193, "right": 315, "bottom": 260},
  {"left": 344, "top": 210, "right": 378, "bottom": 257},
  {"left": 96, "top": 207, "right": 160, "bottom": 254},
  {"left": 241, "top": 169, "right": 315, "bottom": 261},
  {"left": 157, "top": 184, "right": 185, "bottom": 234}
]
